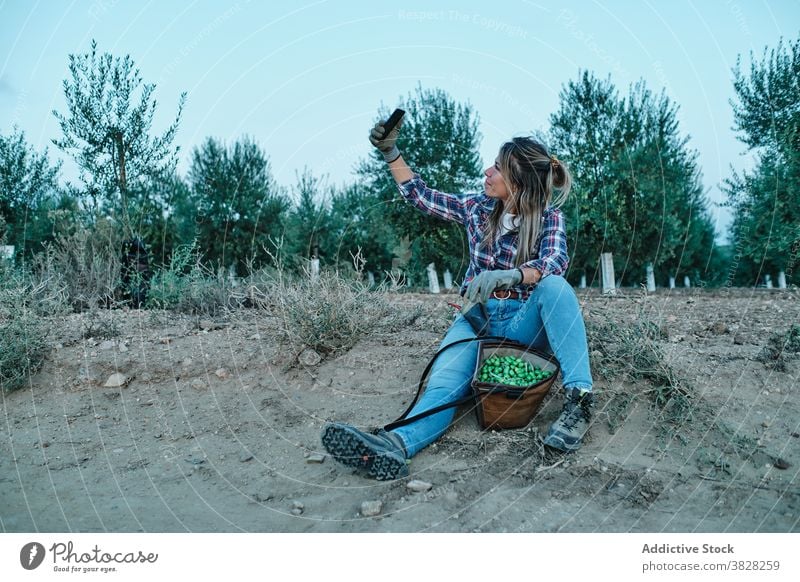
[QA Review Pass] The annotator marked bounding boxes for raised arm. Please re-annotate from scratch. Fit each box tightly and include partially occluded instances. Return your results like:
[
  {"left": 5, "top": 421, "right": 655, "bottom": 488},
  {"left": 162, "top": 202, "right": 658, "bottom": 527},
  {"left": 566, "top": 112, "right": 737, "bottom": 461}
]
[
  {"left": 369, "top": 114, "right": 471, "bottom": 224},
  {"left": 369, "top": 116, "right": 413, "bottom": 184},
  {"left": 387, "top": 155, "right": 414, "bottom": 185}
]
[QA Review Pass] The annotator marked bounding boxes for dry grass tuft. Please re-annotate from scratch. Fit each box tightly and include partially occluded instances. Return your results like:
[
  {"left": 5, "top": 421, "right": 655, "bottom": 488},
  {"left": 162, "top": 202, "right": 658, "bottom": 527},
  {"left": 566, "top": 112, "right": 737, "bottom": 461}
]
[{"left": 586, "top": 296, "right": 693, "bottom": 433}]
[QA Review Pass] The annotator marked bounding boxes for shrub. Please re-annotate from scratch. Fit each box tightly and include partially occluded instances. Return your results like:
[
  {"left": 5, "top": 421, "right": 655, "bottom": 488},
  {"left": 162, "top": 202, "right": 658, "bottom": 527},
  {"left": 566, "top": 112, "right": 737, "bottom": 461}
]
[
  {"left": 246, "top": 251, "right": 399, "bottom": 358},
  {"left": 37, "top": 219, "right": 122, "bottom": 311},
  {"left": 0, "top": 266, "right": 49, "bottom": 391},
  {"left": 146, "top": 242, "right": 234, "bottom": 315},
  {"left": 280, "top": 271, "right": 394, "bottom": 356}
]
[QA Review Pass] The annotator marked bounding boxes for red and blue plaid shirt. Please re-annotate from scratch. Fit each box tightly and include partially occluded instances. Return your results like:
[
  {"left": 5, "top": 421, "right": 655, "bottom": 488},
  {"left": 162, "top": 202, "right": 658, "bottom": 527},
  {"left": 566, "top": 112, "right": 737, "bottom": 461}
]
[{"left": 397, "top": 174, "right": 569, "bottom": 297}]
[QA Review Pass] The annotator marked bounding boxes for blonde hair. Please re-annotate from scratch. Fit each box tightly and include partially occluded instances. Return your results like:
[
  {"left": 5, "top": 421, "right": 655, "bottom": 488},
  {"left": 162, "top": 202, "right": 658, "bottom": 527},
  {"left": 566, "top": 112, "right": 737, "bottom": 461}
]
[{"left": 482, "top": 137, "right": 571, "bottom": 265}]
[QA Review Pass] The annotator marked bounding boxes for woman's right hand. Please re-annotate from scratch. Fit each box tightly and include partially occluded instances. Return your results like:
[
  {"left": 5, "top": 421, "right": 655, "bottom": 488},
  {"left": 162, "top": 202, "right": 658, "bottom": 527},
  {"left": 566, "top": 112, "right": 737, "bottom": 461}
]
[{"left": 369, "top": 117, "right": 403, "bottom": 163}]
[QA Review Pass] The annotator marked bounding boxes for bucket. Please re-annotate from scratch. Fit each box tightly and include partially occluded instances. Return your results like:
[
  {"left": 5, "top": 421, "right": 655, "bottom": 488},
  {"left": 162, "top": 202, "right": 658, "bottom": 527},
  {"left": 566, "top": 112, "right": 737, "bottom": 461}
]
[{"left": 471, "top": 341, "right": 560, "bottom": 430}]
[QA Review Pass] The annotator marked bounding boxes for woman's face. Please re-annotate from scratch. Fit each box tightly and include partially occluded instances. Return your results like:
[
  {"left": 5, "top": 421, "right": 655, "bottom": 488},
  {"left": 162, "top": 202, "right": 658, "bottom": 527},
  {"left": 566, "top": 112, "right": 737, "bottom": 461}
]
[{"left": 484, "top": 157, "right": 512, "bottom": 203}]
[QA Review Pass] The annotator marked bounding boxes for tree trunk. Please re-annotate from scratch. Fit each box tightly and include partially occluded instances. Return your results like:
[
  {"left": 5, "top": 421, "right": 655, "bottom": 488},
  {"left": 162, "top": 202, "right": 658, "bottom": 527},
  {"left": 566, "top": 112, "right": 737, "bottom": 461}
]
[{"left": 115, "top": 132, "right": 130, "bottom": 235}]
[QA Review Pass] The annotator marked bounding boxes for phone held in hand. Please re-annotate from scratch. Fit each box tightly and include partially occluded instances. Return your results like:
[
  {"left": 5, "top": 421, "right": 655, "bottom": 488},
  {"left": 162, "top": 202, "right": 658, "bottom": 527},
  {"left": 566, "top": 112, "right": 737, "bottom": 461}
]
[
  {"left": 462, "top": 302, "right": 490, "bottom": 337},
  {"left": 382, "top": 108, "right": 405, "bottom": 135}
]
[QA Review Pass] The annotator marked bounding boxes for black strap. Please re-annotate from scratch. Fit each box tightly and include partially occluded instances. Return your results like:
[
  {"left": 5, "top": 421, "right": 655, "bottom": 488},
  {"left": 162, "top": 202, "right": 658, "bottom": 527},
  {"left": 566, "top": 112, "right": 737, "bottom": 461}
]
[{"left": 382, "top": 335, "right": 530, "bottom": 431}]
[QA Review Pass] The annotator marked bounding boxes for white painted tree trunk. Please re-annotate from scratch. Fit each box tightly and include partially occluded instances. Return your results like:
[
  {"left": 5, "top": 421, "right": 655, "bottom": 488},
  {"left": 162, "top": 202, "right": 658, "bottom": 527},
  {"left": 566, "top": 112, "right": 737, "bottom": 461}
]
[
  {"left": 443, "top": 269, "right": 453, "bottom": 290},
  {"left": 427, "top": 263, "right": 440, "bottom": 294},
  {"left": 601, "top": 253, "right": 616, "bottom": 294},
  {"left": 646, "top": 263, "right": 656, "bottom": 292},
  {"left": 684, "top": 276, "right": 691, "bottom": 288},
  {"left": 765, "top": 274, "right": 773, "bottom": 289},
  {"left": 310, "top": 258, "right": 320, "bottom": 282},
  {"left": 778, "top": 271, "right": 787, "bottom": 289},
  {"left": 669, "top": 276, "right": 675, "bottom": 289},
  {"left": 579, "top": 273, "right": 586, "bottom": 289}
]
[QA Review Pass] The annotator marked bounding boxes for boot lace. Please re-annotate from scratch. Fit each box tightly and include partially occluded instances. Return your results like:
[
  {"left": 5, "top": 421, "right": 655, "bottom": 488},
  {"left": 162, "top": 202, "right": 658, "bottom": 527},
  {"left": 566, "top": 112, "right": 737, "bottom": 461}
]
[{"left": 559, "top": 394, "right": 592, "bottom": 431}]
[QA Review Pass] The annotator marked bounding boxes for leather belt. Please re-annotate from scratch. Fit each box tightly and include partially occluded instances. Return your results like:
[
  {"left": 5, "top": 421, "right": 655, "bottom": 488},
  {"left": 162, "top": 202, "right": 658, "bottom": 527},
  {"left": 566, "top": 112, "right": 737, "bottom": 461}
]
[{"left": 490, "top": 289, "right": 522, "bottom": 300}]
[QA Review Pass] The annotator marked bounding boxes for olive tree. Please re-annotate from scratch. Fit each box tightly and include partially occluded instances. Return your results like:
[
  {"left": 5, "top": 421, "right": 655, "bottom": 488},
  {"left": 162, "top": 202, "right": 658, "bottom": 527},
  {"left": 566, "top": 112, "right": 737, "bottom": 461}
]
[{"left": 52, "top": 40, "right": 186, "bottom": 235}]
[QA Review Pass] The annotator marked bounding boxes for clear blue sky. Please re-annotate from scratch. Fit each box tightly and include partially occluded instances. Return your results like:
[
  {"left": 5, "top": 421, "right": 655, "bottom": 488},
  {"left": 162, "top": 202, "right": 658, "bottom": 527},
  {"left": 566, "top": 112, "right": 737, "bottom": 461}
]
[{"left": 2, "top": 0, "right": 799, "bottom": 243}]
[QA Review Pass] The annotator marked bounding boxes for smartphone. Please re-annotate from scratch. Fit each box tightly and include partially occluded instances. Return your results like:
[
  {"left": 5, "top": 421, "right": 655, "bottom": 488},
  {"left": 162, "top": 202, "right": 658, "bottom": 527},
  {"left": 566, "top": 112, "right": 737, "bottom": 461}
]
[
  {"left": 462, "top": 302, "right": 490, "bottom": 337},
  {"left": 382, "top": 108, "right": 405, "bottom": 135}
]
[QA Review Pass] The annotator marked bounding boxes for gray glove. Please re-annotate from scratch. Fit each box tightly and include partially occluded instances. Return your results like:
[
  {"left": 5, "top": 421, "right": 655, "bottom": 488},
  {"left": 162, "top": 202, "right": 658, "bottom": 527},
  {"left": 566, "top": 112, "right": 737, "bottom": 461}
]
[
  {"left": 465, "top": 269, "right": 523, "bottom": 305},
  {"left": 369, "top": 117, "right": 403, "bottom": 163}
]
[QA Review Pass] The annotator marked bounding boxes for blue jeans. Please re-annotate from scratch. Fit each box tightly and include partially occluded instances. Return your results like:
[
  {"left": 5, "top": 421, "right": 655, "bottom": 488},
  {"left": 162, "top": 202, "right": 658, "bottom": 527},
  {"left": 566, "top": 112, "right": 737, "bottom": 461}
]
[{"left": 392, "top": 275, "right": 593, "bottom": 457}]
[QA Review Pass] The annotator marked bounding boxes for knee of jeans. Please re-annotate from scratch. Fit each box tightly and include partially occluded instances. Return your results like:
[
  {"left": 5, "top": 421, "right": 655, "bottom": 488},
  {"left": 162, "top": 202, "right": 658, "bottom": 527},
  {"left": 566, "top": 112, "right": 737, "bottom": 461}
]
[
  {"left": 428, "top": 366, "right": 474, "bottom": 393},
  {"left": 535, "top": 274, "right": 571, "bottom": 297}
]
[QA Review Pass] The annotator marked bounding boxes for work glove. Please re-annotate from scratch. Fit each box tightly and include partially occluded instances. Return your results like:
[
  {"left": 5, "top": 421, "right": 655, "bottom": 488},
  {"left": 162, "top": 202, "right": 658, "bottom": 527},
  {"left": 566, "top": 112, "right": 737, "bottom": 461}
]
[
  {"left": 369, "top": 117, "right": 403, "bottom": 163},
  {"left": 464, "top": 269, "right": 523, "bottom": 305}
]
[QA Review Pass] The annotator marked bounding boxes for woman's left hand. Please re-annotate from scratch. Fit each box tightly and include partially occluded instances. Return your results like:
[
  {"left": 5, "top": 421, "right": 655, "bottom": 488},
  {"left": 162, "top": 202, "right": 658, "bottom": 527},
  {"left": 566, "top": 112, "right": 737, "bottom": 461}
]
[{"left": 465, "top": 269, "right": 522, "bottom": 304}]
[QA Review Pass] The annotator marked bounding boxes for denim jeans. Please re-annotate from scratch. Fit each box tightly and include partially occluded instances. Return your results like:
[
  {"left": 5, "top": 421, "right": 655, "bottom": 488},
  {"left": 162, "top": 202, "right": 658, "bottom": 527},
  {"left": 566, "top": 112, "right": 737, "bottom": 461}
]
[{"left": 392, "top": 275, "right": 593, "bottom": 457}]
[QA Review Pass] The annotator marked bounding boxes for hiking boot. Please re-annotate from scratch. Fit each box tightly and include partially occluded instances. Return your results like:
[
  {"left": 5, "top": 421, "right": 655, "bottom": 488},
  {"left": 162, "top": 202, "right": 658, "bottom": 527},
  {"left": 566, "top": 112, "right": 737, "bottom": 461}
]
[
  {"left": 321, "top": 422, "right": 409, "bottom": 480},
  {"left": 543, "top": 388, "right": 594, "bottom": 452}
]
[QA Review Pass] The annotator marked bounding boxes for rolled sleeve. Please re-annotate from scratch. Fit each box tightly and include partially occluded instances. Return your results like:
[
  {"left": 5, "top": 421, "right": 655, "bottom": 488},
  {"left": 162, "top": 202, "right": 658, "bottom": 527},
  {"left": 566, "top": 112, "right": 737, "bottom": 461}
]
[
  {"left": 397, "top": 174, "right": 473, "bottom": 225},
  {"left": 522, "top": 207, "right": 569, "bottom": 277}
]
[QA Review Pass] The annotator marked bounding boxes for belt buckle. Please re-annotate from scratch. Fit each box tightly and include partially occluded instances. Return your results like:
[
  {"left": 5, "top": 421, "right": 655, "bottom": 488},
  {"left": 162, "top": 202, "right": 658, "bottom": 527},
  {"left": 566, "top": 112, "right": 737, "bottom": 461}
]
[{"left": 493, "top": 289, "right": 512, "bottom": 300}]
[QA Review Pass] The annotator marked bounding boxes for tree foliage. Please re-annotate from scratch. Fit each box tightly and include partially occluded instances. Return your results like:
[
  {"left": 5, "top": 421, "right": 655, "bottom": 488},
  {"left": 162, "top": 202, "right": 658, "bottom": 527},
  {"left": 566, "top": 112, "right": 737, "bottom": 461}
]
[
  {"left": 730, "top": 37, "right": 800, "bottom": 151},
  {"left": 724, "top": 36, "right": 800, "bottom": 286},
  {"left": 0, "top": 128, "right": 61, "bottom": 258},
  {"left": 356, "top": 85, "right": 482, "bottom": 283},
  {"left": 325, "top": 182, "right": 397, "bottom": 277},
  {"left": 283, "top": 169, "right": 331, "bottom": 264},
  {"left": 186, "top": 136, "right": 287, "bottom": 274},
  {"left": 126, "top": 172, "right": 192, "bottom": 266},
  {"left": 52, "top": 39, "right": 186, "bottom": 235},
  {"left": 550, "top": 71, "right": 720, "bottom": 286},
  {"left": 282, "top": 170, "right": 398, "bottom": 278},
  {"left": 11, "top": 37, "right": 793, "bottom": 292}
]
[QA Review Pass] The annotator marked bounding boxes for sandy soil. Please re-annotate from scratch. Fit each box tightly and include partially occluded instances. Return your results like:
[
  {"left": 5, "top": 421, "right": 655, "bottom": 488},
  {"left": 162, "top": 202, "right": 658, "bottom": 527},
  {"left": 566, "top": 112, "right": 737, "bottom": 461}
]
[{"left": 1, "top": 288, "right": 799, "bottom": 533}]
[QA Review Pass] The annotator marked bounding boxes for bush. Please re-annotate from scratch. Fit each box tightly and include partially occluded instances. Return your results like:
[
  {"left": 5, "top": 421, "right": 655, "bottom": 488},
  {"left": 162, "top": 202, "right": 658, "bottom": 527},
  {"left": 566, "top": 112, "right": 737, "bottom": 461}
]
[
  {"left": 283, "top": 272, "right": 393, "bottom": 356},
  {"left": 0, "top": 265, "right": 49, "bottom": 391},
  {"left": 37, "top": 219, "right": 122, "bottom": 311},
  {"left": 146, "top": 242, "right": 234, "bottom": 315},
  {"left": 246, "top": 252, "right": 398, "bottom": 358}
]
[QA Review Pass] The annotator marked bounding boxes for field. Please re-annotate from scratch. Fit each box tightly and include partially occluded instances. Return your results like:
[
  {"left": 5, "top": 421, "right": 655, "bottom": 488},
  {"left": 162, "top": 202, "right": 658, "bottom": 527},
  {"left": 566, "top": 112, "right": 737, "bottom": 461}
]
[{"left": 1, "top": 287, "right": 798, "bottom": 533}]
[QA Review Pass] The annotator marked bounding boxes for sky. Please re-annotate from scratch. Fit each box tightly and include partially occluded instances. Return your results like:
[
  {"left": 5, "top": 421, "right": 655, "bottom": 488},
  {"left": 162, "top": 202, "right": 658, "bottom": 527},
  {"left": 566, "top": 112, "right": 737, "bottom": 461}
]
[{"left": 1, "top": 0, "right": 799, "bottom": 244}]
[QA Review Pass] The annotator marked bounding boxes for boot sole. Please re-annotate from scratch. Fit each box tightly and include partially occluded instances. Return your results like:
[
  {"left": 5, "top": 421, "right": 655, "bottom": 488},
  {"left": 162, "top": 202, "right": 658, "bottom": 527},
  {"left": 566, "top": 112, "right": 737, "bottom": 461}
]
[
  {"left": 322, "top": 424, "right": 408, "bottom": 481},
  {"left": 543, "top": 433, "right": 582, "bottom": 452}
]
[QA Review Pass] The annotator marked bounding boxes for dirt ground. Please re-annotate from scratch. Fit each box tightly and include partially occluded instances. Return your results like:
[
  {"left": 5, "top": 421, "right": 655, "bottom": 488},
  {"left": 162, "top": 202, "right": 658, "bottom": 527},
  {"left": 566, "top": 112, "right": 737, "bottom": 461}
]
[{"left": 2, "top": 287, "right": 799, "bottom": 533}]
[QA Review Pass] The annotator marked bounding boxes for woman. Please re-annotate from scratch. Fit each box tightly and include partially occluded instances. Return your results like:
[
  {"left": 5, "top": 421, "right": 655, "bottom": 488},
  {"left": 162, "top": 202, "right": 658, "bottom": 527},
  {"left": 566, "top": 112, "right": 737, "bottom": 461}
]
[{"left": 321, "top": 115, "right": 594, "bottom": 480}]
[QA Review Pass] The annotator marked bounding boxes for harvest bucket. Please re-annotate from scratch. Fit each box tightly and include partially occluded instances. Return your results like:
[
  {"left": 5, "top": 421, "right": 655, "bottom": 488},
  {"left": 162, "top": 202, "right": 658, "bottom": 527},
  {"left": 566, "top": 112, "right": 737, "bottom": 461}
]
[{"left": 471, "top": 341, "right": 560, "bottom": 430}]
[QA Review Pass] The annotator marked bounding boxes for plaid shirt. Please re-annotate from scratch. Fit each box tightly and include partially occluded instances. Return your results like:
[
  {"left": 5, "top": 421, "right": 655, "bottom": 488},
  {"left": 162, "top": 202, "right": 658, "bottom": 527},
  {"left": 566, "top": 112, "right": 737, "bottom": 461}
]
[{"left": 397, "top": 174, "right": 569, "bottom": 297}]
